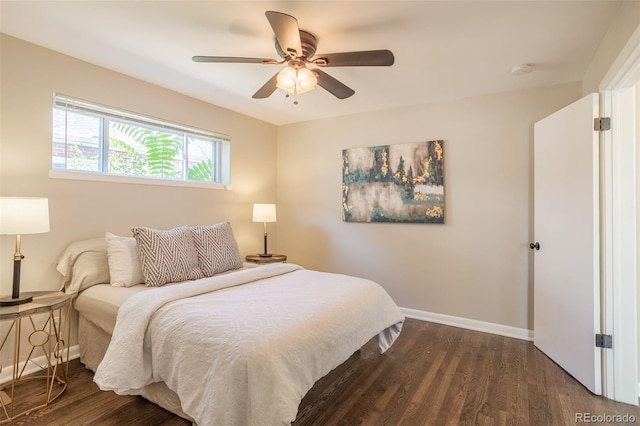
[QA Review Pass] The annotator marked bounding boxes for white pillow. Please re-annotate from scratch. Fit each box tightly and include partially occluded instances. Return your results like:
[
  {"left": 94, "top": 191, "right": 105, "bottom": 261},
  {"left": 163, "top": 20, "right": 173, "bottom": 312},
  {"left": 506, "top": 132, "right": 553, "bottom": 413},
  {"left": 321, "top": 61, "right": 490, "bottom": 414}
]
[{"left": 105, "top": 232, "right": 145, "bottom": 287}]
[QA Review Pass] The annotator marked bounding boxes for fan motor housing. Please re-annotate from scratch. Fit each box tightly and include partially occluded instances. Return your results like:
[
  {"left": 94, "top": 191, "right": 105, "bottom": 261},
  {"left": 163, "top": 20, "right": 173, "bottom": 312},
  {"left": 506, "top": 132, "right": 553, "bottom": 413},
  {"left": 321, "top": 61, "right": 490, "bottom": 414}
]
[{"left": 275, "top": 30, "right": 318, "bottom": 59}]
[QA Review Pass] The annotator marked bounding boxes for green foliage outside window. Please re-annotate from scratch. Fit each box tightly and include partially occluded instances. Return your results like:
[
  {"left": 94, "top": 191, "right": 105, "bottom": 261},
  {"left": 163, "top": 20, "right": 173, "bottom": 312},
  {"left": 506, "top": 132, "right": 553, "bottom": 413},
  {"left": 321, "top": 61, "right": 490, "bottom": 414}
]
[{"left": 52, "top": 95, "right": 227, "bottom": 185}]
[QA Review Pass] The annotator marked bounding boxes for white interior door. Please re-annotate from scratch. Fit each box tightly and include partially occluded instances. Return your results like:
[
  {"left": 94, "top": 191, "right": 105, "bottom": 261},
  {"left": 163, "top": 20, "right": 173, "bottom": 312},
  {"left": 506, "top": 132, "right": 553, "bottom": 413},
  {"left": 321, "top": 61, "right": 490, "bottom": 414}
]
[{"left": 533, "top": 93, "right": 601, "bottom": 395}]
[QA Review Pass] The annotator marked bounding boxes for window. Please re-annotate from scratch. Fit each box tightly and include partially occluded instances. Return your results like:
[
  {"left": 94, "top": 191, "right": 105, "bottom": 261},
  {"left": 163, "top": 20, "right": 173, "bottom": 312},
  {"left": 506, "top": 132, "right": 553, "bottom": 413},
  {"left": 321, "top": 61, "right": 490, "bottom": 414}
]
[{"left": 52, "top": 94, "right": 230, "bottom": 187}]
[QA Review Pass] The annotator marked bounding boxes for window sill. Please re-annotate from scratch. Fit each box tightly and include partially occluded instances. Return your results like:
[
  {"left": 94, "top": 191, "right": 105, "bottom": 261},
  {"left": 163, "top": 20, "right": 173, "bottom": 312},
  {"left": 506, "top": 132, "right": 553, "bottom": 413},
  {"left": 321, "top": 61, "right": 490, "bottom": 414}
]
[{"left": 49, "top": 169, "right": 232, "bottom": 190}]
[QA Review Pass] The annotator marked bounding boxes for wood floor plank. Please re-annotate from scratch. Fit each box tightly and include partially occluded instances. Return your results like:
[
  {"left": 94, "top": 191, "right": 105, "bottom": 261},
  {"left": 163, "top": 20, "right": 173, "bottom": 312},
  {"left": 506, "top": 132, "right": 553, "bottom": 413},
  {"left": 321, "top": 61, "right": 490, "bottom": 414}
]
[
  {"left": 505, "top": 337, "right": 527, "bottom": 425},
  {"left": 5, "top": 318, "right": 640, "bottom": 425}
]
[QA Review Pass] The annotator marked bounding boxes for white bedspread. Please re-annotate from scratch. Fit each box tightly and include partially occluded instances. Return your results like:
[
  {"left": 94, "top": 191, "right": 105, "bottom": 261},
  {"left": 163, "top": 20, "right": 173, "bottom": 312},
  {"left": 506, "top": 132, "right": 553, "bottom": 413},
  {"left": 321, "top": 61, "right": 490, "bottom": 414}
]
[{"left": 94, "top": 263, "right": 404, "bottom": 426}]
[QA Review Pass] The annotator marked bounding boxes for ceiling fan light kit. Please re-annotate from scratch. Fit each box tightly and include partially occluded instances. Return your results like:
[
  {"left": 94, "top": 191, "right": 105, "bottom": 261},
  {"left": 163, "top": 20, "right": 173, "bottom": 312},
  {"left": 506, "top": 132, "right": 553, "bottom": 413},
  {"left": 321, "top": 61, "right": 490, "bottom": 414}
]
[
  {"left": 275, "top": 62, "right": 318, "bottom": 104},
  {"left": 193, "top": 11, "right": 394, "bottom": 104}
]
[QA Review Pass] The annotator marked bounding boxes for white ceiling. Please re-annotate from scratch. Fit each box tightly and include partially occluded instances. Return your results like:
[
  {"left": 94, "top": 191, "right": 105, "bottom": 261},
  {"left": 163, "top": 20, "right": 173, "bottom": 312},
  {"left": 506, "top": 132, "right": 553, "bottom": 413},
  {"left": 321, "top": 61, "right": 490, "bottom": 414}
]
[{"left": 0, "top": 1, "right": 623, "bottom": 125}]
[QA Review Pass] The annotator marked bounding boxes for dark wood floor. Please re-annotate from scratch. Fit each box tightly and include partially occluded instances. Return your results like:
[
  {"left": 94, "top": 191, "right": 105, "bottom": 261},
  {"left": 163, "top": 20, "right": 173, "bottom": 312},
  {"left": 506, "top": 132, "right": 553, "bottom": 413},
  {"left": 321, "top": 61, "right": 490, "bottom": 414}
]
[{"left": 5, "top": 319, "right": 640, "bottom": 425}]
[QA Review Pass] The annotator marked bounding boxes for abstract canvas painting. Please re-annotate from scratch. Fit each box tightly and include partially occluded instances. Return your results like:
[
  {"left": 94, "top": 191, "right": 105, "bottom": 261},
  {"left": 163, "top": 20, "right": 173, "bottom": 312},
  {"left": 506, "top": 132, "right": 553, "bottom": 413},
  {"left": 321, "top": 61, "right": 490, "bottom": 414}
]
[{"left": 342, "top": 140, "right": 444, "bottom": 223}]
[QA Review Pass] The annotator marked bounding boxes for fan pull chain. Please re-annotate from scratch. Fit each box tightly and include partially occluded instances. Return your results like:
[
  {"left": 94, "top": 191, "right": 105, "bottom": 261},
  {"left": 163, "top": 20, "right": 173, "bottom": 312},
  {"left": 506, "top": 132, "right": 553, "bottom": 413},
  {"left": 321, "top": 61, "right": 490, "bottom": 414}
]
[
  {"left": 293, "top": 69, "right": 299, "bottom": 105},
  {"left": 283, "top": 87, "right": 299, "bottom": 105}
]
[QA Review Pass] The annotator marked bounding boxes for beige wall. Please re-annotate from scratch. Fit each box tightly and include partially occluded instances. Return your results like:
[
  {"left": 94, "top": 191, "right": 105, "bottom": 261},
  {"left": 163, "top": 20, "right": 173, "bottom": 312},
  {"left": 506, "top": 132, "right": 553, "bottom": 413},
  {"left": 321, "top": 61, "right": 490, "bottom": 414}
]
[
  {"left": 0, "top": 35, "right": 278, "bottom": 303},
  {"left": 276, "top": 83, "right": 582, "bottom": 330},
  {"left": 274, "top": 1, "right": 639, "bottom": 333},
  {"left": 635, "top": 80, "right": 640, "bottom": 401},
  {"left": 2, "top": 0, "right": 636, "bottom": 355},
  {"left": 583, "top": 0, "right": 640, "bottom": 94}
]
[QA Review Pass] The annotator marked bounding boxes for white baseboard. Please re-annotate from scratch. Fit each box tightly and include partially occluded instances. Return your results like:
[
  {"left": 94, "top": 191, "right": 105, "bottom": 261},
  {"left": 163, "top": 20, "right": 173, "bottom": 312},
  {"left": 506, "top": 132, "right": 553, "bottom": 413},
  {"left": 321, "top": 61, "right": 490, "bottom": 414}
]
[
  {"left": 400, "top": 307, "right": 534, "bottom": 341},
  {"left": 0, "top": 344, "right": 80, "bottom": 386}
]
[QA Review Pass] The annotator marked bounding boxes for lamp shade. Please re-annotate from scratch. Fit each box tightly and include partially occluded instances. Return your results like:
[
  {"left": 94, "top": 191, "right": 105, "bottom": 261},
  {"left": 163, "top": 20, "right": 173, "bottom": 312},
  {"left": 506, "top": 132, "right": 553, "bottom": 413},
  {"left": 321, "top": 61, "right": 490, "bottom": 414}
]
[
  {"left": 252, "top": 204, "right": 276, "bottom": 223},
  {"left": 0, "top": 197, "right": 50, "bottom": 235}
]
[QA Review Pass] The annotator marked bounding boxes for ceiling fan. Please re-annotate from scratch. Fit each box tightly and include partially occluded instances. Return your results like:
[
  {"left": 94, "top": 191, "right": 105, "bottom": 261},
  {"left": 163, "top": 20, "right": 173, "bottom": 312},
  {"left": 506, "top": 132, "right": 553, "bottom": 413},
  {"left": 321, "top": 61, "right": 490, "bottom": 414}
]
[{"left": 193, "top": 11, "right": 395, "bottom": 103}]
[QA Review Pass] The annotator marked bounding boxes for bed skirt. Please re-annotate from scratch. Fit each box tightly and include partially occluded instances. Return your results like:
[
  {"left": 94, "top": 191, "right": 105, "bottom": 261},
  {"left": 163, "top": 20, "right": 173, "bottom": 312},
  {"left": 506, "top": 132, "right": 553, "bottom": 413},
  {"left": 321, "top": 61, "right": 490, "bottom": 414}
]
[{"left": 78, "top": 314, "right": 193, "bottom": 422}]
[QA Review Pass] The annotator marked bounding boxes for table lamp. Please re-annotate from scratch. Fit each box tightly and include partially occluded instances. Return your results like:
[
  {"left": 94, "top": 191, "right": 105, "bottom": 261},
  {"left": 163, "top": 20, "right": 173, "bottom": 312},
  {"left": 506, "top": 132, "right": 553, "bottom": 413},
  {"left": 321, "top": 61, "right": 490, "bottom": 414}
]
[
  {"left": 0, "top": 197, "right": 50, "bottom": 306},
  {"left": 252, "top": 203, "right": 276, "bottom": 257}
]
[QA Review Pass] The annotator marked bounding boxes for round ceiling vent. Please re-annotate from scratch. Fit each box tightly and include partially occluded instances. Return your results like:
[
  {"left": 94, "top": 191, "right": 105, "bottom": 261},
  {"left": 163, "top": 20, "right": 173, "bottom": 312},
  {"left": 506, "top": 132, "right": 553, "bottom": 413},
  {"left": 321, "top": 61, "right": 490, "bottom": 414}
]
[{"left": 511, "top": 63, "right": 533, "bottom": 76}]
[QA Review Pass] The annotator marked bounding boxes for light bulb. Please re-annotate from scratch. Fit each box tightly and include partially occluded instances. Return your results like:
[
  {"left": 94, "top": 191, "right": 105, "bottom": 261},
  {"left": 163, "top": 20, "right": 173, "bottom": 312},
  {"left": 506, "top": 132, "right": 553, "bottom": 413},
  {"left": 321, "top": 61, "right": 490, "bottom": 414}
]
[
  {"left": 296, "top": 68, "right": 317, "bottom": 94},
  {"left": 276, "top": 67, "right": 297, "bottom": 93}
]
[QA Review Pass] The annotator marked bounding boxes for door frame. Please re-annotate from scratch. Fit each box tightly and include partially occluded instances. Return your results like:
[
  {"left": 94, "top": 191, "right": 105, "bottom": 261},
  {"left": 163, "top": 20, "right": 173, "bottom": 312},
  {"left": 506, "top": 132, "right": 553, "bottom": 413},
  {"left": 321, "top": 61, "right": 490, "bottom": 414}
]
[{"left": 599, "top": 24, "right": 640, "bottom": 405}]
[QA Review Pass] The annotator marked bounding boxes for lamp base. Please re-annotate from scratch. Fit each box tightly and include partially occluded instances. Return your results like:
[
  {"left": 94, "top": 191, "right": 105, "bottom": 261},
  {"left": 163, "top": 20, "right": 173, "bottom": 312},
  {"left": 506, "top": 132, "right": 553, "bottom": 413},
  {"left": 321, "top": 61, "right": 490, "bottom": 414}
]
[
  {"left": 259, "top": 253, "right": 273, "bottom": 258},
  {"left": 0, "top": 294, "right": 33, "bottom": 306}
]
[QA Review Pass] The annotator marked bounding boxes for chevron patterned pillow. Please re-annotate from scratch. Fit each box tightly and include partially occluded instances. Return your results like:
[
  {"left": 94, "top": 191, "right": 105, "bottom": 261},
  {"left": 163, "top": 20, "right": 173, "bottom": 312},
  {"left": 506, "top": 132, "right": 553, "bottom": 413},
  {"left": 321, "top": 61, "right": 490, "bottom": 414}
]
[
  {"left": 191, "top": 222, "right": 243, "bottom": 277},
  {"left": 132, "top": 226, "right": 204, "bottom": 287}
]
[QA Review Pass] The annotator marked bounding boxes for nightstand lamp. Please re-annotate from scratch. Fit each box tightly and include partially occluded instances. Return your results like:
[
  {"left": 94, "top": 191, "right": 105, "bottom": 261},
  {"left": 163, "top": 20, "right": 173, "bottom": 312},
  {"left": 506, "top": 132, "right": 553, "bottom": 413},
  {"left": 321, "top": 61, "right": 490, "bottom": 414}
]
[
  {"left": 252, "top": 203, "right": 276, "bottom": 257},
  {"left": 0, "top": 197, "right": 50, "bottom": 306}
]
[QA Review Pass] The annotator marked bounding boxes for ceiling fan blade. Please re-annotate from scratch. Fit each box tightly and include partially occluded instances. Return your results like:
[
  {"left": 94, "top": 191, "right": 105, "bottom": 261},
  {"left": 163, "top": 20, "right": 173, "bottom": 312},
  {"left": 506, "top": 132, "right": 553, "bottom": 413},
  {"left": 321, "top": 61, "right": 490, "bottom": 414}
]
[
  {"left": 314, "top": 69, "right": 355, "bottom": 99},
  {"left": 313, "top": 50, "right": 395, "bottom": 67},
  {"left": 265, "top": 11, "right": 302, "bottom": 58},
  {"left": 193, "top": 56, "right": 272, "bottom": 64},
  {"left": 252, "top": 72, "right": 280, "bottom": 99}
]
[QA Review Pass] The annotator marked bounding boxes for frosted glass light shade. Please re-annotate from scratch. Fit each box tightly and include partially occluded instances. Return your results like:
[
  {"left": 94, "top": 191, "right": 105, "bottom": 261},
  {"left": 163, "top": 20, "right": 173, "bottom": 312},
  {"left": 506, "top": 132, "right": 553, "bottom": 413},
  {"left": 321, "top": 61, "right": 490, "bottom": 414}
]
[
  {"left": 276, "top": 66, "right": 318, "bottom": 95},
  {"left": 296, "top": 68, "right": 317, "bottom": 94},
  {"left": 252, "top": 204, "right": 276, "bottom": 223},
  {"left": 276, "top": 67, "right": 297, "bottom": 93},
  {"left": 0, "top": 197, "right": 50, "bottom": 235}
]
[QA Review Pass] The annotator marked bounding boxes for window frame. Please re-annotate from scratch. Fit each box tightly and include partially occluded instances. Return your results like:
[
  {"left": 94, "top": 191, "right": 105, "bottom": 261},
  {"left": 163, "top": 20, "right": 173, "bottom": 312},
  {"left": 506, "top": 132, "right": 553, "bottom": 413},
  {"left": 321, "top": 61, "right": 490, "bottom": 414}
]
[{"left": 50, "top": 94, "right": 232, "bottom": 190}]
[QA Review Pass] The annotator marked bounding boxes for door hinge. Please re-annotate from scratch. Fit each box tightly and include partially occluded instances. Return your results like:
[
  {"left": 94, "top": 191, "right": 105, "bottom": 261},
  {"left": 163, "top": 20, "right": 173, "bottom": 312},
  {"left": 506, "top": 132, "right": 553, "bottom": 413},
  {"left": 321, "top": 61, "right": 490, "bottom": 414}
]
[
  {"left": 594, "top": 117, "right": 611, "bottom": 131},
  {"left": 595, "top": 333, "right": 613, "bottom": 349}
]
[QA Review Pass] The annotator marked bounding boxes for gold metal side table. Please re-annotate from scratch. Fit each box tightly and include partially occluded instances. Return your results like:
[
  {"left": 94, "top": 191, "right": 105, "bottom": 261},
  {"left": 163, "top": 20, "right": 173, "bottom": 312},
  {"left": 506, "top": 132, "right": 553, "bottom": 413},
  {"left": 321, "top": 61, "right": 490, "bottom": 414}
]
[{"left": 0, "top": 291, "right": 72, "bottom": 423}]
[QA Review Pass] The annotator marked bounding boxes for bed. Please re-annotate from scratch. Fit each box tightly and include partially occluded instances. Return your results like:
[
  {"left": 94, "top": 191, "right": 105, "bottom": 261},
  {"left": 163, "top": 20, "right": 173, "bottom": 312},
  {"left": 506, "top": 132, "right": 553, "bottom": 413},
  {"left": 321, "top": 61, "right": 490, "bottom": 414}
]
[{"left": 57, "top": 223, "right": 404, "bottom": 426}]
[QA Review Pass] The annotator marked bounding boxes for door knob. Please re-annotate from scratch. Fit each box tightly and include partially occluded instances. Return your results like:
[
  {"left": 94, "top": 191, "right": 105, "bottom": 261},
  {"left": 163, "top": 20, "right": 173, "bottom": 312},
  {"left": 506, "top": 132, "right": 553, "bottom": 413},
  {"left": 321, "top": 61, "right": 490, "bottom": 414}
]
[{"left": 529, "top": 242, "right": 540, "bottom": 250}]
